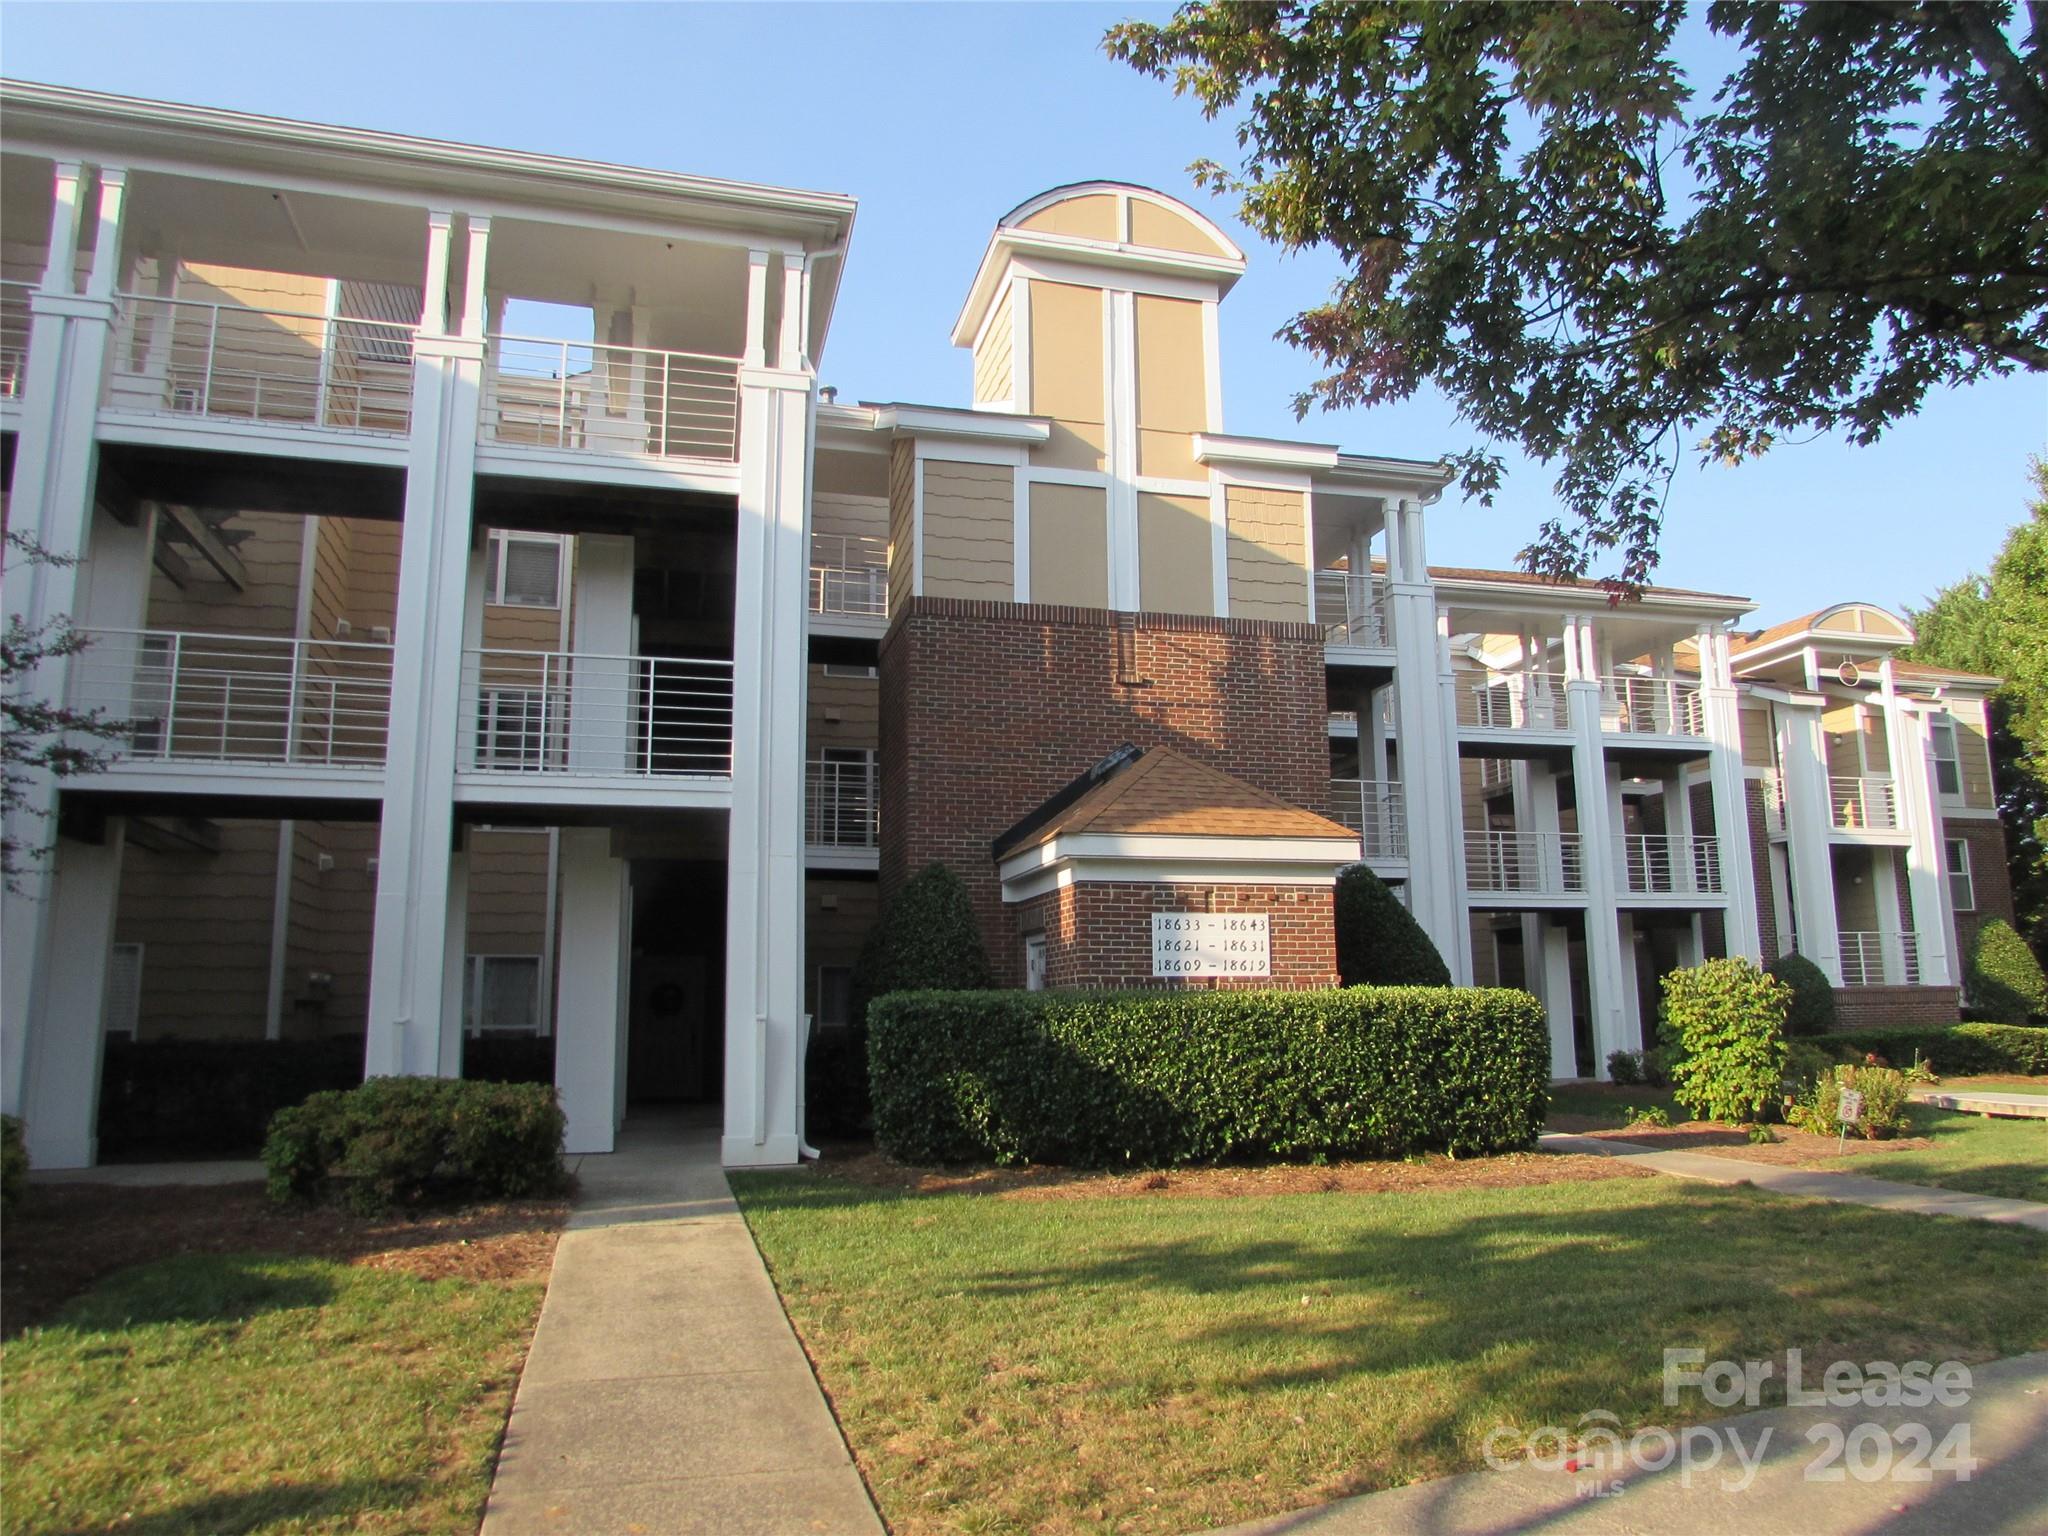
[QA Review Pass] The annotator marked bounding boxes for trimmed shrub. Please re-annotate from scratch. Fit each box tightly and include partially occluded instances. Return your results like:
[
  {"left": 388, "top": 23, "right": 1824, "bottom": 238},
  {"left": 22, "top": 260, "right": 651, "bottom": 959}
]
[
  {"left": 1607, "top": 1049, "right": 1643, "bottom": 1085},
  {"left": 1334, "top": 865, "right": 1452, "bottom": 987},
  {"left": 811, "top": 863, "right": 993, "bottom": 1135},
  {"left": 1815, "top": 1023, "right": 2048, "bottom": 1076},
  {"left": 1968, "top": 919, "right": 2048, "bottom": 1023},
  {"left": 868, "top": 985, "right": 1549, "bottom": 1167},
  {"left": 1788, "top": 1063, "right": 1913, "bottom": 1140},
  {"left": 264, "top": 1077, "right": 567, "bottom": 1214},
  {"left": 1781, "top": 1041, "right": 1838, "bottom": 1096},
  {"left": 1765, "top": 953, "right": 1837, "bottom": 1038},
  {"left": 1, "top": 1115, "right": 26, "bottom": 1214},
  {"left": 99, "top": 1035, "right": 367, "bottom": 1158},
  {"left": 1659, "top": 958, "right": 1790, "bottom": 1124}
]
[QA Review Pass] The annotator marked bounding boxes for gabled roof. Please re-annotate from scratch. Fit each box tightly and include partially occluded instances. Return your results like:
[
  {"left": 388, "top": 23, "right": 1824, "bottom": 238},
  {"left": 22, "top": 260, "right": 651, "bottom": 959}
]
[{"left": 994, "top": 747, "right": 1355, "bottom": 860}]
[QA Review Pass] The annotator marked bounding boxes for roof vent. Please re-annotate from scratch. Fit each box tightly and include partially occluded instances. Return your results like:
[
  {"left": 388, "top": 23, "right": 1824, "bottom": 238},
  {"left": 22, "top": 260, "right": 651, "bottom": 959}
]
[{"left": 818, "top": 385, "right": 838, "bottom": 405}]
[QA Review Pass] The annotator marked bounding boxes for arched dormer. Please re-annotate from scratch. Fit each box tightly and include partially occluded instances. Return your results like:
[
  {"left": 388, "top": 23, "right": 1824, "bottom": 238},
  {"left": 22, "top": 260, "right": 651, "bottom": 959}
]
[
  {"left": 1809, "top": 603, "right": 1915, "bottom": 642},
  {"left": 1000, "top": 182, "right": 1245, "bottom": 263}
]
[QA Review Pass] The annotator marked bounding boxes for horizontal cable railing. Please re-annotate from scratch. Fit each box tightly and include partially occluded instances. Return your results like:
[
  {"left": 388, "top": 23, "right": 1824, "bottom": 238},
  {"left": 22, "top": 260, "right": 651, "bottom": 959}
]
[
  {"left": 810, "top": 533, "right": 889, "bottom": 618},
  {"left": 1328, "top": 779, "right": 1406, "bottom": 859},
  {"left": 1615, "top": 833, "right": 1724, "bottom": 895},
  {"left": 104, "top": 294, "right": 417, "bottom": 433},
  {"left": 1464, "top": 830, "right": 1584, "bottom": 894},
  {"left": 1314, "top": 570, "right": 1390, "bottom": 647},
  {"left": 1838, "top": 930, "right": 1922, "bottom": 987},
  {"left": 806, "top": 755, "right": 880, "bottom": 848},
  {"left": 1831, "top": 774, "right": 1900, "bottom": 831},
  {"left": 0, "top": 279, "right": 32, "bottom": 400},
  {"left": 1601, "top": 674, "right": 1706, "bottom": 736},
  {"left": 68, "top": 627, "right": 394, "bottom": 767},
  {"left": 483, "top": 335, "right": 740, "bottom": 462},
  {"left": 1456, "top": 671, "right": 1572, "bottom": 731},
  {"left": 459, "top": 649, "right": 734, "bottom": 777}
]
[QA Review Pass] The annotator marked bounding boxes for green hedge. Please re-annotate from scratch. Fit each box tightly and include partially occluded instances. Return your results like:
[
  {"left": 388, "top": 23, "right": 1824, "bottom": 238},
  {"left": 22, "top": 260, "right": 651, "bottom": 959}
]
[
  {"left": 1765, "top": 953, "right": 1838, "bottom": 1037},
  {"left": 1967, "top": 919, "right": 2048, "bottom": 1023},
  {"left": 1335, "top": 865, "right": 1451, "bottom": 986},
  {"left": 867, "top": 986, "right": 1549, "bottom": 1167},
  {"left": 1820, "top": 1023, "right": 2048, "bottom": 1076},
  {"left": 1, "top": 1115, "right": 26, "bottom": 1214},
  {"left": 264, "top": 1077, "right": 568, "bottom": 1214}
]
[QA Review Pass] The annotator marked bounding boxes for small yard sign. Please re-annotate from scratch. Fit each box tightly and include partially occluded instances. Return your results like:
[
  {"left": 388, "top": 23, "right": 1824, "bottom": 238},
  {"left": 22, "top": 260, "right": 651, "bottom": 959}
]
[
  {"left": 1838, "top": 1088, "right": 1865, "bottom": 1125},
  {"left": 1151, "top": 913, "right": 1270, "bottom": 978}
]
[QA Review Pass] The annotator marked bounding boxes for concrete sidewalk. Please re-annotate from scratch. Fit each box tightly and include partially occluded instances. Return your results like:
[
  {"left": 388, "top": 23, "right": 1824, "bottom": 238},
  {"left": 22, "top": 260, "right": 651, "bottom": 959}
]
[
  {"left": 480, "top": 1115, "right": 881, "bottom": 1536},
  {"left": 1911, "top": 1088, "right": 2048, "bottom": 1119},
  {"left": 1205, "top": 1350, "right": 2048, "bottom": 1534},
  {"left": 1540, "top": 1132, "right": 2048, "bottom": 1231}
]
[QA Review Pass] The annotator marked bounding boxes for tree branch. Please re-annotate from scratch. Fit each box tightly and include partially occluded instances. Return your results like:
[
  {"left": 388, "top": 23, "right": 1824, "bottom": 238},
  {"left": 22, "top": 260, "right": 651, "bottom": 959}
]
[{"left": 1934, "top": 0, "right": 2048, "bottom": 152}]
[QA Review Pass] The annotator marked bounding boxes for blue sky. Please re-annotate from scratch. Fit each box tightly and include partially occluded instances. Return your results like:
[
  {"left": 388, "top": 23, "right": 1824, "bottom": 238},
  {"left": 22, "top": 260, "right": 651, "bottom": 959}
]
[{"left": 5, "top": 1, "right": 2042, "bottom": 622}]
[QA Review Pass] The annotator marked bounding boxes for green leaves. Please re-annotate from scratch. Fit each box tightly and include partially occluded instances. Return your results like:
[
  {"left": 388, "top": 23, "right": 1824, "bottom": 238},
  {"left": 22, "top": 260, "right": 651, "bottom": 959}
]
[
  {"left": 1659, "top": 957, "right": 1791, "bottom": 1123},
  {"left": 1108, "top": 2, "right": 2048, "bottom": 588}
]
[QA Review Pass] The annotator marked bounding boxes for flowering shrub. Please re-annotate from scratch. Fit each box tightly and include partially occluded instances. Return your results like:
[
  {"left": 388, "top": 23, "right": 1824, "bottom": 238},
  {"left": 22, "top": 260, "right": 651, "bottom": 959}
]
[{"left": 1788, "top": 1063, "right": 1913, "bottom": 1140}]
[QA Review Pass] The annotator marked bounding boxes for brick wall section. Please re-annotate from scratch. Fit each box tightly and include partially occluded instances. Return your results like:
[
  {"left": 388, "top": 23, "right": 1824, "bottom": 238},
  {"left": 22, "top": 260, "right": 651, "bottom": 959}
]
[
  {"left": 1019, "top": 881, "right": 1338, "bottom": 990},
  {"left": 1834, "top": 986, "right": 1962, "bottom": 1030},
  {"left": 1945, "top": 818, "right": 2015, "bottom": 966},
  {"left": 880, "top": 598, "right": 1330, "bottom": 980}
]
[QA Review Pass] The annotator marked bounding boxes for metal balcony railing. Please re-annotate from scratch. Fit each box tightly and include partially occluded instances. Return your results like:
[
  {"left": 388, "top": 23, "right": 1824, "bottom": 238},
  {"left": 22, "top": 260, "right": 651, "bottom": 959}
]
[
  {"left": 1464, "top": 830, "right": 1584, "bottom": 895},
  {"left": 482, "top": 335, "right": 740, "bottom": 462},
  {"left": 1838, "top": 931, "right": 1922, "bottom": 987},
  {"left": 1601, "top": 674, "right": 1706, "bottom": 736},
  {"left": 1456, "top": 671, "right": 1572, "bottom": 732},
  {"left": 0, "top": 279, "right": 32, "bottom": 401},
  {"left": 458, "top": 649, "right": 734, "bottom": 777},
  {"left": 807, "top": 754, "right": 879, "bottom": 848},
  {"left": 1328, "top": 779, "right": 1406, "bottom": 859},
  {"left": 104, "top": 294, "right": 417, "bottom": 433},
  {"left": 1314, "top": 570, "right": 1390, "bottom": 647},
  {"left": 1615, "top": 833, "right": 1723, "bottom": 895},
  {"left": 68, "top": 627, "right": 394, "bottom": 767},
  {"left": 1830, "top": 774, "right": 1901, "bottom": 832},
  {"left": 810, "top": 534, "right": 888, "bottom": 619}
]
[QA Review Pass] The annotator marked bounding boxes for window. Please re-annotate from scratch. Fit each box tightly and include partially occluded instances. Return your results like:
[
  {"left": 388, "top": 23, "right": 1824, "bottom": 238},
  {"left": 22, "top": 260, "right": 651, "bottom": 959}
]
[
  {"left": 822, "top": 663, "right": 878, "bottom": 679},
  {"left": 816, "top": 965, "right": 853, "bottom": 1028},
  {"left": 1024, "top": 933, "right": 1048, "bottom": 992},
  {"left": 477, "top": 687, "right": 546, "bottom": 769},
  {"left": 465, "top": 955, "right": 541, "bottom": 1034},
  {"left": 1930, "top": 715, "right": 1962, "bottom": 797},
  {"left": 484, "top": 531, "right": 565, "bottom": 608},
  {"left": 104, "top": 943, "right": 143, "bottom": 1036},
  {"left": 1946, "top": 838, "right": 1976, "bottom": 912}
]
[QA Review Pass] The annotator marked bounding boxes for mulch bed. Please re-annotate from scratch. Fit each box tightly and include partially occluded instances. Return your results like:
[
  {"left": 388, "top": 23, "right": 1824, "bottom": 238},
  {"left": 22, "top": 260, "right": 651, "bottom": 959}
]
[
  {"left": 1, "top": 1181, "right": 567, "bottom": 1336},
  {"left": 813, "top": 1142, "right": 1657, "bottom": 1201},
  {"left": 1580, "top": 1122, "right": 1933, "bottom": 1167}
]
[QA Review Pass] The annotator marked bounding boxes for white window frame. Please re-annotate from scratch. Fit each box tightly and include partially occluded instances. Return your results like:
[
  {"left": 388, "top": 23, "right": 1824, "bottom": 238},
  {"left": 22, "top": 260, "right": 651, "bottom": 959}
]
[
  {"left": 484, "top": 530, "right": 566, "bottom": 610},
  {"left": 821, "top": 662, "right": 878, "bottom": 679},
  {"left": 104, "top": 942, "right": 144, "bottom": 1036},
  {"left": 464, "top": 953, "right": 543, "bottom": 1036},
  {"left": 477, "top": 686, "right": 547, "bottom": 769},
  {"left": 1024, "top": 933, "right": 1048, "bottom": 992},
  {"left": 1945, "top": 837, "right": 1975, "bottom": 912},
  {"left": 1929, "top": 714, "right": 1963, "bottom": 799},
  {"left": 815, "top": 964, "right": 854, "bottom": 1028}
]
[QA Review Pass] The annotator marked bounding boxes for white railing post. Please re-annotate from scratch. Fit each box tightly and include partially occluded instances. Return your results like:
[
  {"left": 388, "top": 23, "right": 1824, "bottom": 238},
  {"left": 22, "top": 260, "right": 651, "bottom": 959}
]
[{"left": 284, "top": 637, "right": 305, "bottom": 765}]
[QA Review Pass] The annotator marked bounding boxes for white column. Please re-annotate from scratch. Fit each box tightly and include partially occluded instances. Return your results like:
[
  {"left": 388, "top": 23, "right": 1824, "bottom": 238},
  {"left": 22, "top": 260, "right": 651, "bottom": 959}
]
[
  {"left": 557, "top": 828, "right": 628, "bottom": 1154},
  {"left": 1566, "top": 614, "right": 1628, "bottom": 1076},
  {"left": 1387, "top": 498, "right": 1465, "bottom": 978},
  {"left": 1699, "top": 630, "right": 1761, "bottom": 957},
  {"left": 19, "top": 823, "right": 125, "bottom": 1167},
  {"left": 566, "top": 533, "right": 634, "bottom": 774},
  {"left": 365, "top": 211, "right": 485, "bottom": 1079},
  {"left": 1615, "top": 913, "right": 1644, "bottom": 1051},
  {"left": 1884, "top": 674, "right": 1954, "bottom": 987},
  {"left": 439, "top": 846, "right": 470, "bottom": 1077},
  {"left": 723, "top": 351, "right": 813, "bottom": 1166},
  {"left": 1540, "top": 919, "right": 1578, "bottom": 1077},
  {"left": 1776, "top": 701, "right": 1842, "bottom": 982},
  {"left": 1873, "top": 846, "right": 1907, "bottom": 984}
]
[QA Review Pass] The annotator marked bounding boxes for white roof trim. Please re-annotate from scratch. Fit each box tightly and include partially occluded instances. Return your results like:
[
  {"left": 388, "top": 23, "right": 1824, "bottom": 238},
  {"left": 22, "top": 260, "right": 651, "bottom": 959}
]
[{"left": 998, "top": 830, "right": 1360, "bottom": 902}]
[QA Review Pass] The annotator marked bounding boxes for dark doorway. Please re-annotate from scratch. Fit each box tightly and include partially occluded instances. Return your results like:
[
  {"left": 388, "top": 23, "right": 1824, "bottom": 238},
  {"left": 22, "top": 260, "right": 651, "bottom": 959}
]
[{"left": 627, "top": 860, "right": 726, "bottom": 1103}]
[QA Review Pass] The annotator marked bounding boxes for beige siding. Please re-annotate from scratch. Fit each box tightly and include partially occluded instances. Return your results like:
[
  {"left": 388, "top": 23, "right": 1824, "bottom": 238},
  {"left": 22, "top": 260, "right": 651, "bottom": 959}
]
[
  {"left": 342, "top": 518, "right": 402, "bottom": 636},
  {"left": 1739, "top": 703, "right": 1774, "bottom": 769},
  {"left": 1028, "top": 482, "right": 1109, "bottom": 609},
  {"left": 815, "top": 448, "right": 889, "bottom": 500},
  {"left": 1821, "top": 701, "right": 1864, "bottom": 780},
  {"left": 1134, "top": 294, "right": 1206, "bottom": 479},
  {"left": 145, "top": 509, "right": 305, "bottom": 636},
  {"left": 1129, "top": 199, "right": 1225, "bottom": 256},
  {"left": 887, "top": 440, "right": 915, "bottom": 617},
  {"left": 1137, "top": 491, "right": 1213, "bottom": 616},
  {"left": 283, "top": 820, "right": 378, "bottom": 1038},
  {"left": 1952, "top": 699, "right": 1995, "bottom": 808},
  {"left": 920, "top": 460, "right": 1014, "bottom": 600},
  {"left": 117, "top": 820, "right": 283, "bottom": 1040},
  {"left": 1225, "top": 484, "right": 1309, "bottom": 622},
  {"left": 466, "top": 830, "right": 551, "bottom": 958},
  {"left": 973, "top": 286, "right": 1014, "bottom": 408},
  {"left": 479, "top": 533, "right": 574, "bottom": 651},
  {"left": 812, "top": 491, "right": 888, "bottom": 545},
  {"left": 808, "top": 664, "right": 880, "bottom": 750},
  {"left": 1832, "top": 846, "right": 1879, "bottom": 931},
  {"left": 1018, "top": 194, "right": 1118, "bottom": 241},
  {"left": 179, "top": 263, "right": 329, "bottom": 315},
  {"left": 1026, "top": 280, "right": 1106, "bottom": 472},
  {"left": 806, "top": 879, "right": 880, "bottom": 1025}
]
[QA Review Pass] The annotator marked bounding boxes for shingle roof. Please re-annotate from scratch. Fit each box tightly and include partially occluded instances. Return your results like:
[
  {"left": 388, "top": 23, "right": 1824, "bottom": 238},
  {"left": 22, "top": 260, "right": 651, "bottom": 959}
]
[{"left": 995, "top": 748, "right": 1356, "bottom": 858}]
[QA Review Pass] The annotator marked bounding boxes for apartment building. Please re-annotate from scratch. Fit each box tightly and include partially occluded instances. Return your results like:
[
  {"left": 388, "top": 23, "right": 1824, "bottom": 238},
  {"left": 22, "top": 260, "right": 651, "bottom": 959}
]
[{"left": 0, "top": 84, "right": 2012, "bottom": 1169}]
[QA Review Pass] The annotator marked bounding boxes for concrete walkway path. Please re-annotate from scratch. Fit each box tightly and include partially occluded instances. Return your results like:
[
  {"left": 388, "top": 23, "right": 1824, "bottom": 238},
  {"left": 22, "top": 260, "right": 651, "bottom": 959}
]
[
  {"left": 1204, "top": 1350, "right": 2048, "bottom": 1534},
  {"left": 480, "top": 1115, "right": 882, "bottom": 1536},
  {"left": 28, "top": 1158, "right": 264, "bottom": 1186},
  {"left": 1911, "top": 1088, "right": 2048, "bottom": 1119},
  {"left": 1541, "top": 1132, "right": 2048, "bottom": 1231}
]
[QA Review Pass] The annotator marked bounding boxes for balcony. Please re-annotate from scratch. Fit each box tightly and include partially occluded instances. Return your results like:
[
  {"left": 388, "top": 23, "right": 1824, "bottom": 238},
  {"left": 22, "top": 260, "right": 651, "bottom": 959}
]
[
  {"left": 1600, "top": 674, "right": 1705, "bottom": 737},
  {"left": 103, "top": 294, "right": 416, "bottom": 434},
  {"left": 807, "top": 753, "right": 879, "bottom": 863},
  {"left": 481, "top": 335, "right": 740, "bottom": 463},
  {"left": 1615, "top": 833, "right": 1723, "bottom": 897},
  {"left": 1465, "top": 830, "right": 1584, "bottom": 896},
  {"left": 1328, "top": 779, "right": 1406, "bottom": 860},
  {"left": 458, "top": 649, "right": 735, "bottom": 785},
  {"left": 810, "top": 534, "right": 888, "bottom": 624},
  {"left": 1839, "top": 931, "right": 1923, "bottom": 987},
  {"left": 1761, "top": 772, "right": 1902, "bottom": 837},
  {"left": 1455, "top": 671, "right": 1572, "bottom": 733},
  {"left": 67, "top": 627, "right": 393, "bottom": 787},
  {"left": 1, "top": 279, "right": 30, "bottom": 402},
  {"left": 1315, "top": 570, "right": 1389, "bottom": 649}
]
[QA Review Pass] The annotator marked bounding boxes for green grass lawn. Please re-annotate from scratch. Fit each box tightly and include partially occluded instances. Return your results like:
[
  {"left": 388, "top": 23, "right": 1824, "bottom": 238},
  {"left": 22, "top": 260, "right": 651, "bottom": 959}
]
[
  {"left": 1839, "top": 1105, "right": 2048, "bottom": 1202},
  {"left": 735, "top": 1171, "right": 2048, "bottom": 1536},
  {"left": 1, "top": 1253, "right": 543, "bottom": 1536}
]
